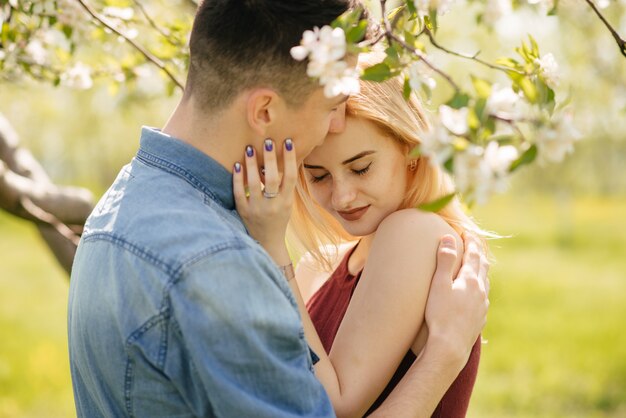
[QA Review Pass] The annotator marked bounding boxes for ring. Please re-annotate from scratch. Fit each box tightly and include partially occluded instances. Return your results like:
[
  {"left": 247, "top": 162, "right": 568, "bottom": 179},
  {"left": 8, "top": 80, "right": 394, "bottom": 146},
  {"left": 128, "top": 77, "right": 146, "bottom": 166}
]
[{"left": 263, "top": 190, "right": 279, "bottom": 199}]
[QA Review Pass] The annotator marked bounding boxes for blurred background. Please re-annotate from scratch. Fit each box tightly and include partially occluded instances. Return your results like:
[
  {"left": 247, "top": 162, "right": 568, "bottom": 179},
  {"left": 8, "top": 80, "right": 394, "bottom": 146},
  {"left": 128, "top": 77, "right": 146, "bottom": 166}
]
[{"left": 1, "top": 0, "right": 625, "bottom": 416}]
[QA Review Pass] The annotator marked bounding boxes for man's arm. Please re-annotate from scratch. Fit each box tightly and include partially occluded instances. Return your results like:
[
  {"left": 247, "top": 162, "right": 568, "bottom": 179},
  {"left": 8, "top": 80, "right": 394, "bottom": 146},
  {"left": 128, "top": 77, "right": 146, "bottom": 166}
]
[
  {"left": 170, "top": 247, "right": 335, "bottom": 418},
  {"left": 371, "top": 233, "right": 490, "bottom": 417}
]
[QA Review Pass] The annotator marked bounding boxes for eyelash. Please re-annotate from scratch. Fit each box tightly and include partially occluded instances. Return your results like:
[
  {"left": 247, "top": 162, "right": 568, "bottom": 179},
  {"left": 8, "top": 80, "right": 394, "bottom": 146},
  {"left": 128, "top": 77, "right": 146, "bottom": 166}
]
[{"left": 310, "top": 162, "right": 372, "bottom": 184}]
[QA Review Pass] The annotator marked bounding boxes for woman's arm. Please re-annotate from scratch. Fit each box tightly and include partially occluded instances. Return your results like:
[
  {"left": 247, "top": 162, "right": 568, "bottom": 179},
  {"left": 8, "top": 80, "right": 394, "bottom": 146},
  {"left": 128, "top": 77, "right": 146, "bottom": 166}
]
[
  {"left": 232, "top": 142, "right": 485, "bottom": 417},
  {"left": 302, "top": 209, "right": 464, "bottom": 417}
]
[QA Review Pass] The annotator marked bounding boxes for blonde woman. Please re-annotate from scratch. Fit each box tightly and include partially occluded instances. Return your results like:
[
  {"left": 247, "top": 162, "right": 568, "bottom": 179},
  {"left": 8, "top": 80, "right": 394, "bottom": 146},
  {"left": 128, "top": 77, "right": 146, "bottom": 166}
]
[{"left": 233, "top": 52, "right": 490, "bottom": 417}]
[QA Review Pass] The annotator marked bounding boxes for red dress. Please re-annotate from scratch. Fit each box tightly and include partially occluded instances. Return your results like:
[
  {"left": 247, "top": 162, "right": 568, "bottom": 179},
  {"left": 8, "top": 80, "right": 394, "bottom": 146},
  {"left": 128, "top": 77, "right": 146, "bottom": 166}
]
[{"left": 307, "top": 244, "right": 481, "bottom": 417}]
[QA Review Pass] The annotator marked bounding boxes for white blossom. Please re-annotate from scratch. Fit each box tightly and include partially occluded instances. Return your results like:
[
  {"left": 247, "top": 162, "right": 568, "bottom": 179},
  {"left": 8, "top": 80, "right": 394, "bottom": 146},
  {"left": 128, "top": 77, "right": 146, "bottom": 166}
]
[
  {"left": 419, "top": 123, "right": 454, "bottom": 166},
  {"left": 454, "top": 142, "right": 518, "bottom": 204},
  {"left": 57, "top": 1, "right": 84, "bottom": 26},
  {"left": 482, "top": 0, "right": 512, "bottom": 25},
  {"left": 536, "top": 111, "right": 581, "bottom": 164},
  {"left": 291, "top": 26, "right": 359, "bottom": 98},
  {"left": 415, "top": 0, "right": 456, "bottom": 16},
  {"left": 483, "top": 141, "right": 519, "bottom": 178},
  {"left": 103, "top": 7, "right": 134, "bottom": 21},
  {"left": 595, "top": 0, "right": 610, "bottom": 8},
  {"left": 25, "top": 39, "right": 47, "bottom": 65},
  {"left": 486, "top": 85, "right": 522, "bottom": 119},
  {"left": 61, "top": 62, "right": 93, "bottom": 90},
  {"left": 439, "top": 105, "right": 468, "bottom": 136},
  {"left": 407, "top": 60, "right": 436, "bottom": 94},
  {"left": 527, "top": 0, "right": 555, "bottom": 13},
  {"left": 454, "top": 146, "right": 490, "bottom": 203},
  {"left": 534, "top": 53, "right": 559, "bottom": 88}
]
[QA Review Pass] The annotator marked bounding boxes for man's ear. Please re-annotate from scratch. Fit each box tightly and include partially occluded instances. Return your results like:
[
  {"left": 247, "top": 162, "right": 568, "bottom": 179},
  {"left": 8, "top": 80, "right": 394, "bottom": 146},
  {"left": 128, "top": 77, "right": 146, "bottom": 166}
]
[{"left": 246, "top": 88, "right": 283, "bottom": 137}]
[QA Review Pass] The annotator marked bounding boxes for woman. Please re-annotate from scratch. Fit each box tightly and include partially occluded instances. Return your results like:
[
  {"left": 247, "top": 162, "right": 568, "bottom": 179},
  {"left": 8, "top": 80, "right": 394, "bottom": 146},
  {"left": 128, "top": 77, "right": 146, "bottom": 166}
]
[{"left": 233, "top": 52, "right": 489, "bottom": 417}]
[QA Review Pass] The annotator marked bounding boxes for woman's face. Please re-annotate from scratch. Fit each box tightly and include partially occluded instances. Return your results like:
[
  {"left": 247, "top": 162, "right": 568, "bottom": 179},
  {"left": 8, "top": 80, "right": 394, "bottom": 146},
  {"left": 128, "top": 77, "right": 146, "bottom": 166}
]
[{"left": 303, "top": 117, "right": 410, "bottom": 237}]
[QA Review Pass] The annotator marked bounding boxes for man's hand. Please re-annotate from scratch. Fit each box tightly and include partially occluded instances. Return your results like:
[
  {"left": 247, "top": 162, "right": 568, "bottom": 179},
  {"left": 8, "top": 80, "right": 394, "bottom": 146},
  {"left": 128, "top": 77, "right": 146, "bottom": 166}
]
[{"left": 425, "top": 232, "right": 490, "bottom": 365}]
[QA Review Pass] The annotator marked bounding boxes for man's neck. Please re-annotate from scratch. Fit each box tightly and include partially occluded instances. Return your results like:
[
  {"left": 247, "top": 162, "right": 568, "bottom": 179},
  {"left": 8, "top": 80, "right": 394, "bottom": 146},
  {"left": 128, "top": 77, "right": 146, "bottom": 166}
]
[{"left": 162, "top": 97, "right": 249, "bottom": 173}]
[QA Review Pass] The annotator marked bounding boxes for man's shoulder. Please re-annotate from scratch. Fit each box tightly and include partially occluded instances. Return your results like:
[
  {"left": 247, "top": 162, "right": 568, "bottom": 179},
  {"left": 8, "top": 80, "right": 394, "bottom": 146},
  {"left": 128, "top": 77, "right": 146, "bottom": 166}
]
[{"left": 81, "top": 161, "right": 253, "bottom": 274}]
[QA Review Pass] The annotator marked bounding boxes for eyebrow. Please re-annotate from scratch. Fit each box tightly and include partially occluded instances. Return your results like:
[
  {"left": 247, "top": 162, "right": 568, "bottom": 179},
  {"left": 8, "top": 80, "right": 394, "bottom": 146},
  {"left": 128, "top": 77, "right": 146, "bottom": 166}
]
[{"left": 304, "top": 151, "right": 376, "bottom": 170}]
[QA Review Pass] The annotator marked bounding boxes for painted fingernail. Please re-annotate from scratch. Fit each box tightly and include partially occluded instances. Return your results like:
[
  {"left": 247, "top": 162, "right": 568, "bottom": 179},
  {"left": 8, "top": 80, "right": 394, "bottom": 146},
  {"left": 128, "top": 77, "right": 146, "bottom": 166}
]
[
  {"left": 234, "top": 162, "right": 241, "bottom": 173},
  {"left": 285, "top": 138, "right": 293, "bottom": 151},
  {"left": 264, "top": 138, "right": 273, "bottom": 152},
  {"left": 246, "top": 146, "right": 254, "bottom": 157}
]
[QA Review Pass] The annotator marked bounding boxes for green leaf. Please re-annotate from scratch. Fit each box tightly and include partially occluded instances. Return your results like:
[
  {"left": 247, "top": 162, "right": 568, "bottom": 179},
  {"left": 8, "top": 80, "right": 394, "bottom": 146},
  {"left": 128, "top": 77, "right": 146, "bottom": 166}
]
[
  {"left": 361, "top": 63, "right": 393, "bottom": 82},
  {"left": 384, "top": 45, "right": 401, "bottom": 68},
  {"left": 418, "top": 193, "right": 456, "bottom": 212},
  {"left": 495, "top": 57, "right": 521, "bottom": 70},
  {"left": 428, "top": 9, "right": 438, "bottom": 33},
  {"left": 514, "top": 76, "right": 538, "bottom": 103},
  {"left": 407, "top": 0, "right": 417, "bottom": 14},
  {"left": 528, "top": 35, "right": 539, "bottom": 57},
  {"left": 509, "top": 144, "right": 537, "bottom": 173},
  {"left": 471, "top": 75, "right": 492, "bottom": 99},
  {"left": 446, "top": 92, "right": 470, "bottom": 109},
  {"left": 468, "top": 107, "right": 481, "bottom": 131},
  {"left": 346, "top": 19, "right": 368, "bottom": 43},
  {"left": 403, "top": 76, "right": 412, "bottom": 100}
]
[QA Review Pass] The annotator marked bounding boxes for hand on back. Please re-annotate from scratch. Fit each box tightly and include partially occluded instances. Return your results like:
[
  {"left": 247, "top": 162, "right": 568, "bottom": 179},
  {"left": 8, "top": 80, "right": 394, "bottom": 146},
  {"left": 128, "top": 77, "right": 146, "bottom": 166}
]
[{"left": 425, "top": 232, "right": 490, "bottom": 363}]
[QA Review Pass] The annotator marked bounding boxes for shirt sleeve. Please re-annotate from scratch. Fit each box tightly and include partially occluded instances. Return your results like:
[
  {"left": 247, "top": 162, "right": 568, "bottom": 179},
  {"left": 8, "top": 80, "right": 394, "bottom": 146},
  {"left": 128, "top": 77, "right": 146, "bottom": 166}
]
[{"left": 169, "top": 246, "right": 335, "bottom": 418}]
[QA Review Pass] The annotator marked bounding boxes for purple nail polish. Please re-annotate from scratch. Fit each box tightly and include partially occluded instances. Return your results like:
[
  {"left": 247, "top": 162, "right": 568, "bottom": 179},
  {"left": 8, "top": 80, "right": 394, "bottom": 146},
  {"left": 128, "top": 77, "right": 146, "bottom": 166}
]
[
  {"left": 285, "top": 138, "right": 293, "bottom": 151},
  {"left": 264, "top": 139, "right": 273, "bottom": 152},
  {"left": 234, "top": 162, "right": 241, "bottom": 173},
  {"left": 246, "top": 146, "right": 254, "bottom": 157}
]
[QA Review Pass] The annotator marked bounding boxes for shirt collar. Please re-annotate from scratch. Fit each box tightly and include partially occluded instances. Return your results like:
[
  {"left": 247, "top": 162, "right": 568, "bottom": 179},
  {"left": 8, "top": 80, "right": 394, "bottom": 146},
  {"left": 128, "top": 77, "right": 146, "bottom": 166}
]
[{"left": 137, "top": 126, "right": 235, "bottom": 210}]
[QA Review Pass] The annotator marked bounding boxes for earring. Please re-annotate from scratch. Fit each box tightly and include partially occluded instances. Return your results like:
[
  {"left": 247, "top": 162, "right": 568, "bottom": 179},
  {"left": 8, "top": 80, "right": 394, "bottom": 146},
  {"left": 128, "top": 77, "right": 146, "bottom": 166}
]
[{"left": 408, "top": 159, "right": 418, "bottom": 171}]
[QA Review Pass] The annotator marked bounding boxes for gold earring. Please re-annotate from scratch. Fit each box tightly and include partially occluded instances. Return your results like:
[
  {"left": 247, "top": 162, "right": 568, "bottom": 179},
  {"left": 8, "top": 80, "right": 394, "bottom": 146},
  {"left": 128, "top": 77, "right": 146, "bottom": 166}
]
[{"left": 408, "top": 159, "right": 418, "bottom": 171}]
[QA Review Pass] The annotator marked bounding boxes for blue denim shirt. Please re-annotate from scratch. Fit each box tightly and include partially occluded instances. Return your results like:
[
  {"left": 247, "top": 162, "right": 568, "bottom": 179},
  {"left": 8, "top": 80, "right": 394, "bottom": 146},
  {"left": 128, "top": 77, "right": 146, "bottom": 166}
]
[{"left": 68, "top": 127, "right": 334, "bottom": 417}]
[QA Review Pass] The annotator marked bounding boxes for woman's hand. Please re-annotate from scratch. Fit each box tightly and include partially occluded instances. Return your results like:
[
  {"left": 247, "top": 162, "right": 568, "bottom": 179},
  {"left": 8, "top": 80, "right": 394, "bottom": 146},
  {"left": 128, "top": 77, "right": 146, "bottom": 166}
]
[{"left": 233, "top": 138, "right": 297, "bottom": 264}]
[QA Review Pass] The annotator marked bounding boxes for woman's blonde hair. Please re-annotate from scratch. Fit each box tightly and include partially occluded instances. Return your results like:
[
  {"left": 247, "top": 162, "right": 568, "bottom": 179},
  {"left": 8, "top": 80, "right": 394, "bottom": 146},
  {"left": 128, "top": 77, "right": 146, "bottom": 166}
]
[{"left": 288, "top": 52, "right": 490, "bottom": 271}]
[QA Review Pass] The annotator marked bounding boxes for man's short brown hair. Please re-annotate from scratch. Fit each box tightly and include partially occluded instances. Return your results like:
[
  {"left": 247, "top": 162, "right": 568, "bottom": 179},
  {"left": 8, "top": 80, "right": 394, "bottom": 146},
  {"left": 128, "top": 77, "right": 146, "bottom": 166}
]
[{"left": 185, "top": 0, "right": 358, "bottom": 111}]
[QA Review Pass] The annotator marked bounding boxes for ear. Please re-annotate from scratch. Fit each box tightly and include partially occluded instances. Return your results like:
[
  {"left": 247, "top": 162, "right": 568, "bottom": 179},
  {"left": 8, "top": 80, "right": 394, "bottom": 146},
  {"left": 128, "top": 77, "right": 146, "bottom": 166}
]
[{"left": 246, "top": 88, "right": 284, "bottom": 137}]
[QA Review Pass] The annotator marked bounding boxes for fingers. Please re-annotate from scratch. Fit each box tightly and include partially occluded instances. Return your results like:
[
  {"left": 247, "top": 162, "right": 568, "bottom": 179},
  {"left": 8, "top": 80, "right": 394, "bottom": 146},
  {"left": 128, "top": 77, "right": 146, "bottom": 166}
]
[
  {"left": 244, "top": 145, "right": 262, "bottom": 199},
  {"left": 281, "top": 138, "right": 296, "bottom": 199},
  {"left": 431, "top": 234, "right": 458, "bottom": 290},
  {"left": 262, "top": 139, "right": 280, "bottom": 195},
  {"left": 463, "top": 231, "right": 482, "bottom": 272},
  {"left": 232, "top": 161, "right": 247, "bottom": 214}
]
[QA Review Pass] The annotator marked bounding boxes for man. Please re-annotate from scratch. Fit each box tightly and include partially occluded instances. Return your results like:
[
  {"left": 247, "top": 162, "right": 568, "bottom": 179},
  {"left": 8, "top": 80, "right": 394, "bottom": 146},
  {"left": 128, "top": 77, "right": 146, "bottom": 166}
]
[{"left": 68, "top": 1, "right": 489, "bottom": 417}]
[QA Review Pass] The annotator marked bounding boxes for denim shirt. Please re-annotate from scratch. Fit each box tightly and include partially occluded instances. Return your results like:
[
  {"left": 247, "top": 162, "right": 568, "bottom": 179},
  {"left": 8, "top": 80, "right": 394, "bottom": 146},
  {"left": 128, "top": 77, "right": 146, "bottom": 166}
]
[{"left": 68, "top": 127, "right": 334, "bottom": 417}]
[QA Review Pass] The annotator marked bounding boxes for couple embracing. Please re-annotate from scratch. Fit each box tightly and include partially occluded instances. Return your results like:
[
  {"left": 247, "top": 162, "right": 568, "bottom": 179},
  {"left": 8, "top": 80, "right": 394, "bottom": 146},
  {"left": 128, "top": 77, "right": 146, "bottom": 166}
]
[{"left": 68, "top": 1, "right": 490, "bottom": 417}]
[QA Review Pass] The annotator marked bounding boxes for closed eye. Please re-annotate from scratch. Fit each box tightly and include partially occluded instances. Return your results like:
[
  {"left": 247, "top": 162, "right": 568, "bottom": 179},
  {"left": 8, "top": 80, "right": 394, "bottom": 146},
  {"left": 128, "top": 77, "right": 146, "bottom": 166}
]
[
  {"left": 353, "top": 162, "right": 372, "bottom": 176},
  {"left": 310, "top": 172, "right": 329, "bottom": 183}
]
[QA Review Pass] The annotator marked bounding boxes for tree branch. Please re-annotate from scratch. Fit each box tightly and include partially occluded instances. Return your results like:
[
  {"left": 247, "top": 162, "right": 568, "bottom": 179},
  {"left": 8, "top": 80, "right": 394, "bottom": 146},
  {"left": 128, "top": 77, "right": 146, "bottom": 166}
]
[
  {"left": 74, "top": 0, "right": 185, "bottom": 90},
  {"left": 133, "top": 0, "right": 181, "bottom": 46},
  {"left": 380, "top": 0, "right": 460, "bottom": 92},
  {"left": 423, "top": 28, "right": 527, "bottom": 75},
  {"left": 583, "top": 0, "right": 626, "bottom": 58}
]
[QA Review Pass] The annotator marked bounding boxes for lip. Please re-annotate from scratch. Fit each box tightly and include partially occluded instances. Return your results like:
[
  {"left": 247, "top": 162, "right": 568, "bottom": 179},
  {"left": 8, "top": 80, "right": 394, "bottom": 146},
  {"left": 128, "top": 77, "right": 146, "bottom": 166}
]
[{"left": 337, "top": 205, "right": 370, "bottom": 221}]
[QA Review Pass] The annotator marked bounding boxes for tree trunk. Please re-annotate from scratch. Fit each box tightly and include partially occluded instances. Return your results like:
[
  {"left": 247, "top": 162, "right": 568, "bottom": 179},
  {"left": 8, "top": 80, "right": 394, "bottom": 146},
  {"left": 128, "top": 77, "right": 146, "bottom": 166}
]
[{"left": 0, "top": 114, "right": 94, "bottom": 276}]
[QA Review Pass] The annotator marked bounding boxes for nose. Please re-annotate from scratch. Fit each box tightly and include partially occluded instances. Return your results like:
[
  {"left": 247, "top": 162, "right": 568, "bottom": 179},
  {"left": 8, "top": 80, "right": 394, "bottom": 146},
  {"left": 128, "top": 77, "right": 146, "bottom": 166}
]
[
  {"left": 331, "top": 177, "right": 357, "bottom": 210},
  {"left": 328, "top": 102, "right": 347, "bottom": 134}
]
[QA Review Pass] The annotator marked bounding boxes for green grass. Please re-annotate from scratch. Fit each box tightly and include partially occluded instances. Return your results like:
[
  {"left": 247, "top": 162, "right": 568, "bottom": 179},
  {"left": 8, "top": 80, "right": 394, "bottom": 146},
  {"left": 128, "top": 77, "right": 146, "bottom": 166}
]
[
  {"left": 0, "top": 214, "right": 74, "bottom": 418},
  {"left": 467, "top": 194, "right": 626, "bottom": 418},
  {"left": 1, "top": 194, "right": 625, "bottom": 417}
]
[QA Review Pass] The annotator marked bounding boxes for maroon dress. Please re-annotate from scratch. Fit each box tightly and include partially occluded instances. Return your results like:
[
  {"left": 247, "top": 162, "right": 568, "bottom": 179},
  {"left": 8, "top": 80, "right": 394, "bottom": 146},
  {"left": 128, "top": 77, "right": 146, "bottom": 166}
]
[{"left": 307, "top": 244, "right": 481, "bottom": 417}]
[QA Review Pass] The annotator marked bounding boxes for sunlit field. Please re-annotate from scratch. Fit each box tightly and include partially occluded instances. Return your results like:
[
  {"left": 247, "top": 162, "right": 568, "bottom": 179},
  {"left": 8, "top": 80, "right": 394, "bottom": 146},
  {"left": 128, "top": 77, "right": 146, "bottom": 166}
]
[{"left": 1, "top": 194, "right": 625, "bottom": 417}]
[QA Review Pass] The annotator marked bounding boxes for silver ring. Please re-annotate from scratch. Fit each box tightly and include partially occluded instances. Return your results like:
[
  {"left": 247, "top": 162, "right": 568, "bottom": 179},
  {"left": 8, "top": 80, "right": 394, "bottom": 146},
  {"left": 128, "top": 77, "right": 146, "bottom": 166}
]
[{"left": 263, "top": 190, "right": 279, "bottom": 199}]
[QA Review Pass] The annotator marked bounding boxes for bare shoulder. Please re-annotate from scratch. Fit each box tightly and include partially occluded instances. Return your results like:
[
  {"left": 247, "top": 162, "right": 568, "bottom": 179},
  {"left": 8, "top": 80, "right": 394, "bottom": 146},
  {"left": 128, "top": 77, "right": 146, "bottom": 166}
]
[
  {"left": 370, "top": 209, "right": 464, "bottom": 271},
  {"left": 377, "top": 209, "right": 461, "bottom": 245}
]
